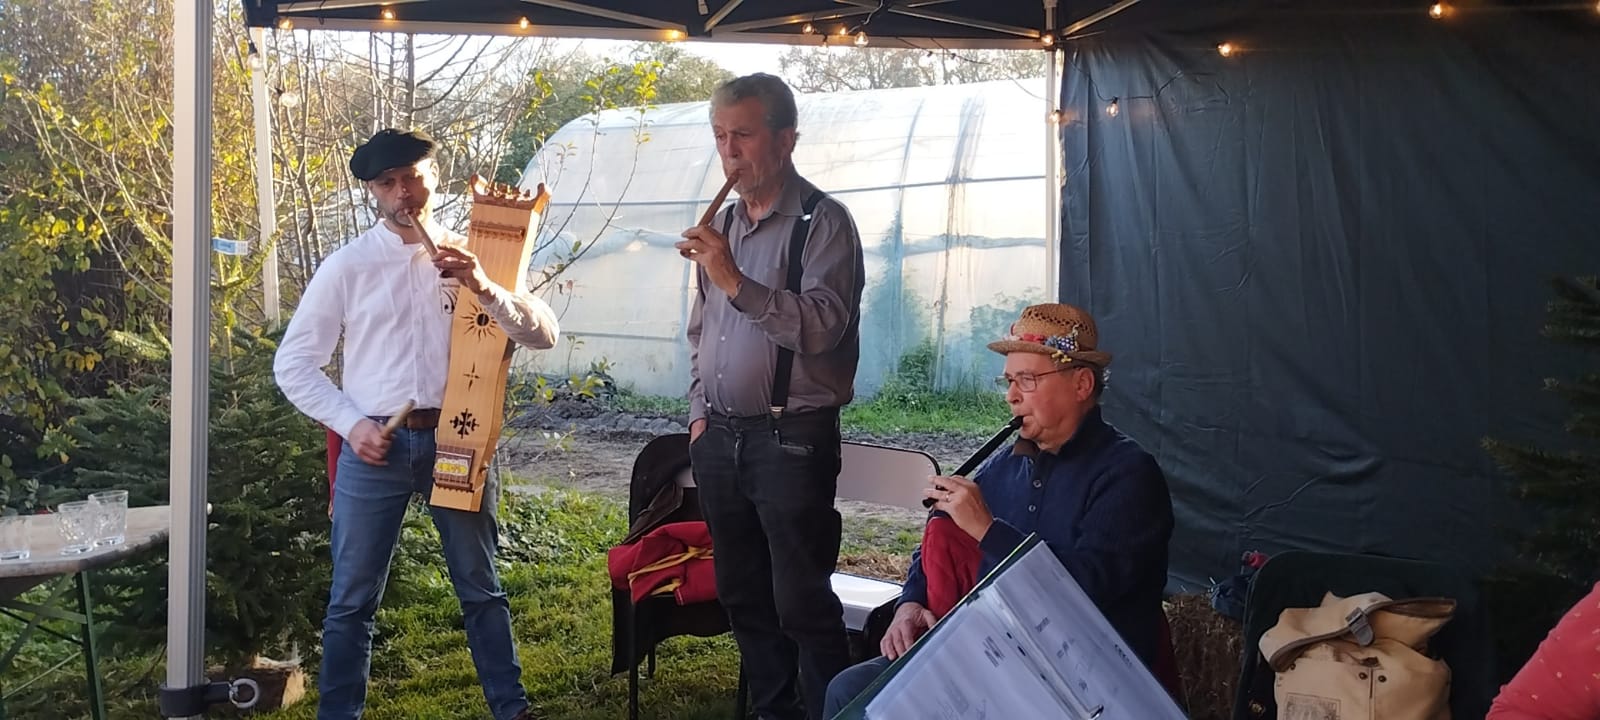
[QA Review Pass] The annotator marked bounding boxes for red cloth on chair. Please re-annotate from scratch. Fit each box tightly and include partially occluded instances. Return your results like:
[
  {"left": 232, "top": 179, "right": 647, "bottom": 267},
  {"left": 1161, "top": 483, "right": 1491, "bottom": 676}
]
[
  {"left": 921, "top": 515, "right": 982, "bottom": 619},
  {"left": 607, "top": 521, "right": 718, "bottom": 605}
]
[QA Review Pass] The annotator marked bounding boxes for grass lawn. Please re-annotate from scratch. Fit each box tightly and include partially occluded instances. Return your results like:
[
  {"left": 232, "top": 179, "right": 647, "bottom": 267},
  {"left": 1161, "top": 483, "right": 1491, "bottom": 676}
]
[{"left": 1, "top": 484, "right": 918, "bottom": 719}]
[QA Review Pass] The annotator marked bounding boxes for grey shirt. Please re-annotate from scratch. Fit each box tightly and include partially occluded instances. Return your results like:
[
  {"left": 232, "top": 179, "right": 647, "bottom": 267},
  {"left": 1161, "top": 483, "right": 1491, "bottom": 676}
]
[{"left": 687, "top": 168, "right": 865, "bottom": 423}]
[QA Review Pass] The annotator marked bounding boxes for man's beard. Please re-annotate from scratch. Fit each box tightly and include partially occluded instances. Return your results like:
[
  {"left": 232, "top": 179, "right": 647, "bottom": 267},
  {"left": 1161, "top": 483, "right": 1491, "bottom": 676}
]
[{"left": 380, "top": 202, "right": 423, "bottom": 227}]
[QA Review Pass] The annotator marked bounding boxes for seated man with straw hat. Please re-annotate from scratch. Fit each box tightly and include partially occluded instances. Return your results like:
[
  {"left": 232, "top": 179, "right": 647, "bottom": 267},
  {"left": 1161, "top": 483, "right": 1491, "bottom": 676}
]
[{"left": 823, "top": 303, "right": 1177, "bottom": 715}]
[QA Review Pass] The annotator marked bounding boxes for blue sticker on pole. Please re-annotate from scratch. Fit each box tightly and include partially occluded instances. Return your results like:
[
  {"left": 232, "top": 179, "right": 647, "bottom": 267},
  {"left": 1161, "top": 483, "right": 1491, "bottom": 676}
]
[{"left": 212, "top": 237, "right": 250, "bottom": 255}]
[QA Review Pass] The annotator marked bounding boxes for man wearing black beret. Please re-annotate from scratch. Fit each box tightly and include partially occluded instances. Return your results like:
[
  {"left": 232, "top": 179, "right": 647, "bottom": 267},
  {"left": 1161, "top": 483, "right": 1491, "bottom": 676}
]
[{"left": 276, "top": 128, "right": 558, "bottom": 720}]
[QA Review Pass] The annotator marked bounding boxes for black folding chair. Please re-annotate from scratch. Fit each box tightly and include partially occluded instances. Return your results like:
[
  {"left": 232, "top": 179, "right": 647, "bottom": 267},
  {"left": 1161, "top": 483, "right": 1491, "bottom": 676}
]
[
  {"left": 1231, "top": 550, "right": 1495, "bottom": 720},
  {"left": 610, "top": 433, "right": 747, "bottom": 720}
]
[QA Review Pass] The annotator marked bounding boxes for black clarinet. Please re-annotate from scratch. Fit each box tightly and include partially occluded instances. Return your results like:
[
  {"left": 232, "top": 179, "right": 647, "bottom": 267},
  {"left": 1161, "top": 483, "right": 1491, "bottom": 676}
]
[{"left": 923, "top": 415, "right": 1024, "bottom": 508}]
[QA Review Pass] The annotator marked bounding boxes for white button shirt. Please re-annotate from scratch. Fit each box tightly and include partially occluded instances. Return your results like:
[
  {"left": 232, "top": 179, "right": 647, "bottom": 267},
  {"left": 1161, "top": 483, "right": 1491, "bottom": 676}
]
[{"left": 274, "top": 222, "right": 559, "bottom": 439}]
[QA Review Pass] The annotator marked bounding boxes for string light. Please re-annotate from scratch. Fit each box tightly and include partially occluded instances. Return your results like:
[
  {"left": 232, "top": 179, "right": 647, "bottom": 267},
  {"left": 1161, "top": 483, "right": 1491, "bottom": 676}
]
[
  {"left": 838, "top": 26, "right": 850, "bottom": 37},
  {"left": 245, "top": 40, "right": 263, "bottom": 72},
  {"left": 518, "top": 17, "right": 530, "bottom": 29},
  {"left": 1428, "top": 3, "right": 1448, "bottom": 19},
  {"left": 666, "top": 29, "right": 684, "bottom": 41},
  {"left": 801, "top": 22, "right": 815, "bottom": 34},
  {"left": 380, "top": 6, "right": 394, "bottom": 20},
  {"left": 1217, "top": 42, "right": 1235, "bottom": 57},
  {"left": 854, "top": 31, "right": 869, "bottom": 47},
  {"left": 277, "top": 17, "right": 294, "bottom": 31},
  {"left": 1105, "top": 98, "right": 1120, "bottom": 118},
  {"left": 1041, "top": 33, "right": 1056, "bottom": 48}
]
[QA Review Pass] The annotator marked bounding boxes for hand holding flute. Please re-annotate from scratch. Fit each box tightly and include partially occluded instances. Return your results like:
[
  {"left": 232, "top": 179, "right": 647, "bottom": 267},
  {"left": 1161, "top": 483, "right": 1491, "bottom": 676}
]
[
  {"left": 921, "top": 416, "right": 1023, "bottom": 540},
  {"left": 675, "top": 171, "right": 743, "bottom": 296}
]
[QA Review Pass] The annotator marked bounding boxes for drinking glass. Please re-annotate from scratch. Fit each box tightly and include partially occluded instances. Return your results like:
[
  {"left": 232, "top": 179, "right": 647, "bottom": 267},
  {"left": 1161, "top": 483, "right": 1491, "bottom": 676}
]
[
  {"left": 89, "top": 489, "right": 128, "bottom": 547},
  {"left": 57, "top": 500, "right": 96, "bottom": 555},
  {"left": 0, "top": 514, "right": 30, "bottom": 562}
]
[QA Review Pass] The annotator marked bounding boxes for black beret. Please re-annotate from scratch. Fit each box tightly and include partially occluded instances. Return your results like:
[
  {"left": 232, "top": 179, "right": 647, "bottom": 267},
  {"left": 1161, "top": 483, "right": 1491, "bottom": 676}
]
[{"left": 349, "top": 128, "right": 436, "bottom": 181}]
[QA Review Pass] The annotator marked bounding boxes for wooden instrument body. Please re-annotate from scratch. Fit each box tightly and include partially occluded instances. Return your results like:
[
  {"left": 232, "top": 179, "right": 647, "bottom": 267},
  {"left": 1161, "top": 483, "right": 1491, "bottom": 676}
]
[{"left": 431, "top": 176, "right": 549, "bottom": 512}]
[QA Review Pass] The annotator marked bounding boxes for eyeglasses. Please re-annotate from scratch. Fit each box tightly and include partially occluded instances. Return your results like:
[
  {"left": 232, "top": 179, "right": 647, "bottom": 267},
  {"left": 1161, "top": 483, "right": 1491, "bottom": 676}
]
[{"left": 994, "top": 368, "right": 1070, "bottom": 392}]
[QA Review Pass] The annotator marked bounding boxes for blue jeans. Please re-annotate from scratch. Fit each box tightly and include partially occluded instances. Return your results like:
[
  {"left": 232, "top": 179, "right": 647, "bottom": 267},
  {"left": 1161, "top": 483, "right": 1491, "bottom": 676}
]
[
  {"left": 317, "top": 427, "right": 528, "bottom": 720},
  {"left": 823, "top": 655, "right": 891, "bottom": 719}
]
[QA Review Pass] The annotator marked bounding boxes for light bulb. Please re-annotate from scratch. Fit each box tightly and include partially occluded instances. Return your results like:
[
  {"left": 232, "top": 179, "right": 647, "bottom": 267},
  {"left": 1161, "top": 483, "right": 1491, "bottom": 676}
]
[
  {"left": 854, "top": 31, "right": 868, "bottom": 47},
  {"left": 1105, "top": 99, "right": 1119, "bottom": 118},
  {"left": 277, "top": 17, "right": 293, "bottom": 31},
  {"left": 279, "top": 89, "right": 301, "bottom": 108},
  {"left": 246, "top": 51, "right": 263, "bottom": 72},
  {"left": 1041, "top": 34, "right": 1055, "bottom": 47},
  {"left": 801, "top": 22, "right": 815, "bottom": 34},
  {"left": 381, "top": 7, "right": 394, "bottom": 20},
  {"left": 1217, "top": 42, "right": 1235, "bottom": 57},
  {"left": 1429, "top": 3, "right": 1447, "bottom": 19},
  {"left": 666, "top": 29, "right": 684, "bottom": 41},
  {"left": 518, "top": 17, "right": 530, "bottom": 29},
  {"left": 1048, "top": 109, "right": 1063, "bottom": 124},
  {"left": 838, "top": 26, "right": 849, "bottom": 36}
]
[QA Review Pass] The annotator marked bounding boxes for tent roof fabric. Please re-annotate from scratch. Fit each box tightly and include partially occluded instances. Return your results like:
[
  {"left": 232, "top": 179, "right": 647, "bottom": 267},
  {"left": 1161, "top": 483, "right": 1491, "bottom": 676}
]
[
  {"left": 240, "top": 1, "right": 1600, "bottom": 49},
  {"left": 240, "top": 0, "right": 1087, "bottom": 46}
]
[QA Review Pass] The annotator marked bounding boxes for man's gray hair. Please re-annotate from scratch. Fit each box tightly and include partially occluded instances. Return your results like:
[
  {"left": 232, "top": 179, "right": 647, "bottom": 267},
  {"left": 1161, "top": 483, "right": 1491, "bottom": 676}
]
[{"left": 710, "top": 73, "right": 799, "bottom": 131}]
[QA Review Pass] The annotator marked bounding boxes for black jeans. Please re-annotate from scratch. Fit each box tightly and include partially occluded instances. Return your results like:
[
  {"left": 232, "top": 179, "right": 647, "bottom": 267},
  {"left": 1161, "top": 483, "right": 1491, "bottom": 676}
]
[{"left": 691, "top": 409, "right": 850, "bottom": 720}]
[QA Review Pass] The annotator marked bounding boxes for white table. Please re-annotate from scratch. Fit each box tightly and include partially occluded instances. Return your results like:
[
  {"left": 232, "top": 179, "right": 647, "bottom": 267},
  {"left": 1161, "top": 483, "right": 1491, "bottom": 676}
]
[{"left": 0, "top": 505, "right": 171, "bottom": 720}]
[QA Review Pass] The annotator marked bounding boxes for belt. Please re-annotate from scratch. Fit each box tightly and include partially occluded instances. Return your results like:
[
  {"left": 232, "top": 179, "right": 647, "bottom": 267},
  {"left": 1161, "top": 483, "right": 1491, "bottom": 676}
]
[
  {"left": 707, "top": 406, "right": 839, "bottom": 429},
  {"left": 371, "top": 408, "right": 441, "bottom": 430}
]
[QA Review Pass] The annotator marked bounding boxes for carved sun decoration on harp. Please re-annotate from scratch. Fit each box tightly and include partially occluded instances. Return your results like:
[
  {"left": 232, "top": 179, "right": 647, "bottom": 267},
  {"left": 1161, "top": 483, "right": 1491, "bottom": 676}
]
[{"left": 458, "top": 300, "right": 500, "bottom": 341}]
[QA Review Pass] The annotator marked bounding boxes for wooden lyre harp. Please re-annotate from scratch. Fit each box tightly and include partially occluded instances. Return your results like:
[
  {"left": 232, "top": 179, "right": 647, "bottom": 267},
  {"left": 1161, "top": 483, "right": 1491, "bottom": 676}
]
[{"left": 430, "top": 175, "right": 550, "bottom": 512}]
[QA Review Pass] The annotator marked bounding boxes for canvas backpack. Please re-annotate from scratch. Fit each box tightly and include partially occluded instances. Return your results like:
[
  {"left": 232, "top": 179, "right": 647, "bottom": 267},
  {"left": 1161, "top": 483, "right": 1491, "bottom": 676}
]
[{"left": 1259, "top": 591, "right": 1455, "bottom": 720}]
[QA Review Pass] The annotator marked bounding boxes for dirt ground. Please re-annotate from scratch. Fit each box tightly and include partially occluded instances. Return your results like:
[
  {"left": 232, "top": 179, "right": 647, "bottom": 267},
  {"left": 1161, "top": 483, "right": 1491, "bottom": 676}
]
[
  {"left": 496, "top": 426, "right": 989, "bottom": 568},
  {"left": 501, "top": 427, "right": 986, "bottom": 493}
]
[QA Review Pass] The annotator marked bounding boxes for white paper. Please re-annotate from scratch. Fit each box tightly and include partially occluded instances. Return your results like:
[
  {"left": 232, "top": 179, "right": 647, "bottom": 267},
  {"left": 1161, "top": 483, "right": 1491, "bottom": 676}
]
[
  {"left": 867, "top": 597, "right": 1074, "bottom": 720},
  {"left": 986, "top": 544, "right": 1185, "bottom": 719},
  {"left": 863, "top": 541, "right": 1186, "bottom": 720}
]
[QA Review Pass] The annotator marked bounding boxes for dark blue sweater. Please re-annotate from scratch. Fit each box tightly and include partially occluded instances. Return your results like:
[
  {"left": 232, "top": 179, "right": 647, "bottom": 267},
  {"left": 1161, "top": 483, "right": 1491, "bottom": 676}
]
[{"left": 900, "top": 406, "right": 1174, "bottom": 667}]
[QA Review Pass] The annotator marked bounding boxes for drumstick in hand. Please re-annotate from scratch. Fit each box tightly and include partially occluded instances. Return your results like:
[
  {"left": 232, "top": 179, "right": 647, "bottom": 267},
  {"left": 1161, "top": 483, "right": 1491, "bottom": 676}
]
[
  {"left": 681, "top": 172, "right": 739, "bottom": 258},
  {"left": 382, "top": 400, "right": 416, "bottom": 439}
]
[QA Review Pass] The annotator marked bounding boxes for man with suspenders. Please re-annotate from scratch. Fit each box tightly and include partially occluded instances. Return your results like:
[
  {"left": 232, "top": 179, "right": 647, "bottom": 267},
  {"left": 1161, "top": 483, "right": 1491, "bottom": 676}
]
[{"left": 675, "top": 73, "right": 867, "bottom": 720}]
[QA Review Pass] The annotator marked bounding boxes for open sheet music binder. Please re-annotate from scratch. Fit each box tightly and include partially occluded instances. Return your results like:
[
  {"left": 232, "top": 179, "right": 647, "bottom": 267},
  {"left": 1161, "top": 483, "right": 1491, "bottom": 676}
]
[{"left": 833, "top": 535, "right": 1186, "bottom": 720}]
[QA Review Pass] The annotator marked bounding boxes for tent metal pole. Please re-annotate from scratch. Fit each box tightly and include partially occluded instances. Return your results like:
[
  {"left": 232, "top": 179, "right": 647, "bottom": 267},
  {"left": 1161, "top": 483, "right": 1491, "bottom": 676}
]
[
  {"left": 1063, "top": 0, "right": 1144, "bottom": 38},
  {"left": 166, "top": 0, "right": 212, "bottom": 716},
  {"left": 1044, "top": 0, "right": 1060, "bottom": 301},
  {"left": 250, "top": 27, "right": 280, "bottom": 327}
]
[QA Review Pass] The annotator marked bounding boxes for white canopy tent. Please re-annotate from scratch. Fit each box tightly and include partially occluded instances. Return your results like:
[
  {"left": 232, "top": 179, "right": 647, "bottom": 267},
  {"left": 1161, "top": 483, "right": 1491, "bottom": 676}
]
[{"left": 165, "top": 0, "right": 1146, "bottom": 714}]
